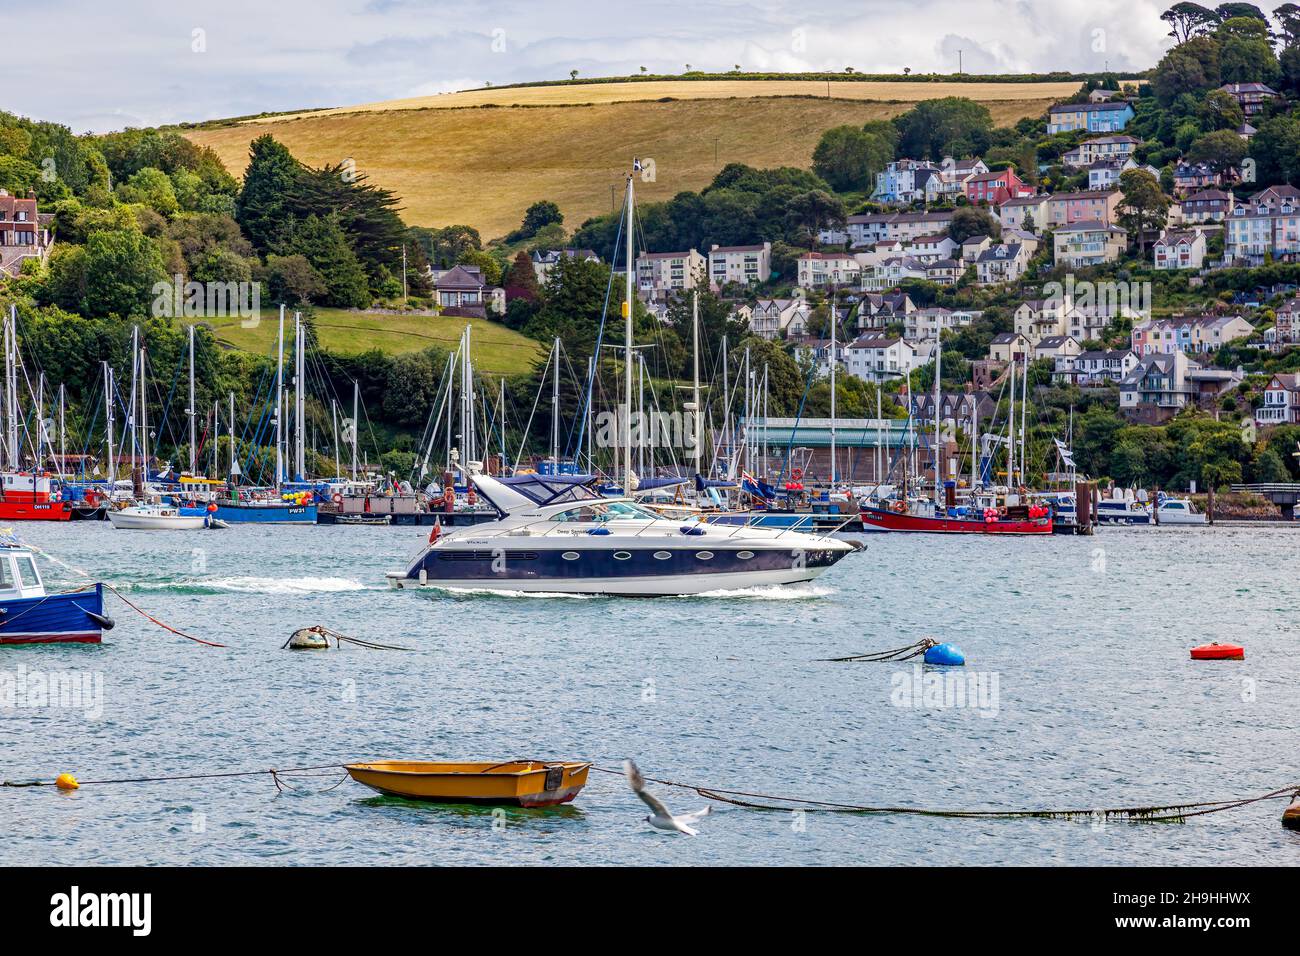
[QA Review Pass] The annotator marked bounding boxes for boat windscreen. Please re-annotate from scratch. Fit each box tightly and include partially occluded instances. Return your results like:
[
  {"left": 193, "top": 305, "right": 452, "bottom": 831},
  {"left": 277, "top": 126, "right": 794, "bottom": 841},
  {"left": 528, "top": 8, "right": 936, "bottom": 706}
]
[{"left": 496, "top": 474, "right": 603, "bottom": 506}]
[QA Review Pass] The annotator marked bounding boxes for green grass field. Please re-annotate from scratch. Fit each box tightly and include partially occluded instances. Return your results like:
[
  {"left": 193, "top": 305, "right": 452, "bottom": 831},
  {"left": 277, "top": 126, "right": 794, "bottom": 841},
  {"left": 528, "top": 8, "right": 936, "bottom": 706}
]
[{"left": 184, "top": 309, "right": 544, "bottom": 376}]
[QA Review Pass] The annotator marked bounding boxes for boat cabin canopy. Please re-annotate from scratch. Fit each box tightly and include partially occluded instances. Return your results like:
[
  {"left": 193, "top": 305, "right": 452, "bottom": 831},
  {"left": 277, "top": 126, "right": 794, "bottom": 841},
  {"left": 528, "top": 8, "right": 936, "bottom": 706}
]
[
  {"left": 495, "top": 474, "right": 602, "bottom": 506},
  {"left": 0, "top": 542, "right": 44, "bottom": 599}
]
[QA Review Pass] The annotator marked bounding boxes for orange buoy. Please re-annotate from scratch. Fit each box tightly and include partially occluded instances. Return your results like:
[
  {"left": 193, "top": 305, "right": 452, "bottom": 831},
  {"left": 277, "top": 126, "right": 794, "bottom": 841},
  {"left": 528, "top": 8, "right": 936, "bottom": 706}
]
[
  {"left": 55, "top": 773, "right": 79, "bottom": 791},
  {"left": 1190, "top": 642, "right": 1244, "bottom": 661},
  {"left": 1283, "top": 793, "right": 1300, "bottom": 831}
]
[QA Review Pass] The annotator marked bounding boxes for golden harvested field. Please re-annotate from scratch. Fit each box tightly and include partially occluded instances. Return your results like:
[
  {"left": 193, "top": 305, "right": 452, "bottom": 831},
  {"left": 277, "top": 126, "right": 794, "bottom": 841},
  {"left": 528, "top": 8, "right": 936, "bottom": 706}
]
[
  {"left": 186, "top": 80, "right": 1070, "bottom": 239},
  {"left": 243, "top": 78, "right": 1084, "bottom": 122}
]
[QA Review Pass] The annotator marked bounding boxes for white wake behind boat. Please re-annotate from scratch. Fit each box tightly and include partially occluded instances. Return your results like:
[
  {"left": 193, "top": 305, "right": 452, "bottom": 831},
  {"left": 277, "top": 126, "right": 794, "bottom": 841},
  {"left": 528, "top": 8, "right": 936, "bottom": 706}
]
[
  {"left": 107, "top": 504, "right": 211, "bottom": 530},
  {"left": 386, "top": 474, "right": 855, "bottom": 597}
]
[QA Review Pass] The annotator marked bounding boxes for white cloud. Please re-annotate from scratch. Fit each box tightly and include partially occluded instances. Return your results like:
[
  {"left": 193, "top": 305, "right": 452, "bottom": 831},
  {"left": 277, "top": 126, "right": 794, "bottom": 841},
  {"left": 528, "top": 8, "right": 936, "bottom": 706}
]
[{"left": 0, "top": 0, "right": 1174, "bottom": 132}]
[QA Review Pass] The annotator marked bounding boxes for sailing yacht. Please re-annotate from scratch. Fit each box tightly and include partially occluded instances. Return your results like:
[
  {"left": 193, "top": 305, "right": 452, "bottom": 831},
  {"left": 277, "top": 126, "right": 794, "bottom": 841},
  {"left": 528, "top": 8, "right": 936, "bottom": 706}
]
[{"left": 386, "top": 472, "right": 853, "bottom": 595}]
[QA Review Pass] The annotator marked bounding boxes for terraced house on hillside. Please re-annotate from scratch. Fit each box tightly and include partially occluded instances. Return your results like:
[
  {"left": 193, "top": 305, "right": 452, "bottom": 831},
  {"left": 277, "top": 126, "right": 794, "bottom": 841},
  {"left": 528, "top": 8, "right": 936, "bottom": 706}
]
[
  {"left": 708, "top": 243, "right": 770, "bottom": 287},
  {"left": 635, "top": 249, "right": 705, "bottom": 299},
  {"left": 1225, "top": 187, "right": 1300, "bottom": 265},
  {"left": 1046, "top": 100, "right": 1135, "bottom": 134}
]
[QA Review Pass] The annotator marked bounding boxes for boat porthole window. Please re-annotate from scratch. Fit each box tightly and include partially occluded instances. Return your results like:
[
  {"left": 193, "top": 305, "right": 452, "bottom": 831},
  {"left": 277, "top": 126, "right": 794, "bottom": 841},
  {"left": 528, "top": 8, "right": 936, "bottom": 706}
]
[
  {"left": 561, "top": 551, "right": 580, "bottom": 561},
  {"left": 613, "top": 551, "right": 631, "bottom": 561},
  {"left": 696, "top": 551, "right": 714, "bottom": 561},
  {"left": 737, "top": 551, "right": 754, "bottom": 560},
  {"left": 653, "top": 551, "right": 671, "bottom": 560}
]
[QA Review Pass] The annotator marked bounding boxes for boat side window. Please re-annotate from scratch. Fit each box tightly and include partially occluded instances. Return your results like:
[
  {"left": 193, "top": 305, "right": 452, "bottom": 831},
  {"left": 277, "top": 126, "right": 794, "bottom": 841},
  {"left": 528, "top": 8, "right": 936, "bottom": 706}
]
[
  {"left": 550, "top": 505, "right": 604, "bottom": 523},
  {"left": 15, "top": 557, "right": 38, "bottom": 589},
  {"left": 0, "top": 558, "right": 12, "bottom": 591}
]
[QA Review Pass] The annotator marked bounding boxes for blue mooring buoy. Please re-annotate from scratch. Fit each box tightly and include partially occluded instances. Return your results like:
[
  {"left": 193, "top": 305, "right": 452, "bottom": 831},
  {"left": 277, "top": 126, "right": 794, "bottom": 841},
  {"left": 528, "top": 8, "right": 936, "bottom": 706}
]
[{"left": 924, "top": 643, "right": 966, "bottom": 666}]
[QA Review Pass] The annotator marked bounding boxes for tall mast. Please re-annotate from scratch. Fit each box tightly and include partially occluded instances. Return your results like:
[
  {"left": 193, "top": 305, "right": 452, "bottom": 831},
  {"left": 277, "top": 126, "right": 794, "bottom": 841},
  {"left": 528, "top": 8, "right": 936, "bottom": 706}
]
[
  {"left": 332, "top": 401, "right": 341, "bottom": 478},
  {"left": 639, "top": 353, "right": 649, "bottom": 476},
  {"left": 585, "top": 356, "right": 594, "bottom": 472},
  {"left": 35, "top": 371, "right": 44, "bottom": 471},
  {"left": 139, "top": 341, "right": 148, "bottom": 482},
  {"left": 460, "top": 325, "right": 475, "bottom": 466},
  {"left": 103, "top": 362, "right": 115, "bottom": 483},
  {"left": 691, "top": 292, "right": 702, "bottom": 477},
  {"left": 622, "top": 163, "right": 635, "bottom": 494},
  {"left": 720, "top": 334, "right": 729, "bottom": 478},
  {"left": 58, "top": 382, "right": 65, "bottom": 478},
  {"left": 351, "top": 379, "right": 359, "bottom": 482},
  {"left": 274, "top": 304, "right": 285, "bottom": 488},
  {"left": 876, "top": 388, "right": 883, "bottom": 485},
  {"left": 829, "top": 293, "right": 838, "bottom": 487},
  {"left": 228, "top": 392, "right": 238, "bottom": 482},
  {"left": 498, "top": 378, "right": 507, "bottom": 474},
  {"left": 970, "top": 395, "right": 979, "bottom": 490},
  {"left": 187, "top": 324, "right": 196, "bottom": 475},
  {"left": 6, "top": 306, "right": 17, "bottom": 470},
  {"left": 1020, "top": 350, "right": 1029, "bottom": 488},
  {"left": 294, "top": 311, "right": 305, "bottom": 481},
  {"left": 932, "top": 326, "right": 941, "bottom": 505},
  {"left": 550, "top": 337, "right": 560, "bottom": 468},
  {"left": 1008, "top": 352, "right": 1017, "bottom": 486}
]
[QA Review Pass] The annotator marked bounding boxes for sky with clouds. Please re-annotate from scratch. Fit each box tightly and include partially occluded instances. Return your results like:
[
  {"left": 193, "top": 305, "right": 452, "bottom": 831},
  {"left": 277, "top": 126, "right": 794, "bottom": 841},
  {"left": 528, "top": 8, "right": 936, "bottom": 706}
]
[{"left": 3, "top": 0, "right": 1176, "bottom": 133}]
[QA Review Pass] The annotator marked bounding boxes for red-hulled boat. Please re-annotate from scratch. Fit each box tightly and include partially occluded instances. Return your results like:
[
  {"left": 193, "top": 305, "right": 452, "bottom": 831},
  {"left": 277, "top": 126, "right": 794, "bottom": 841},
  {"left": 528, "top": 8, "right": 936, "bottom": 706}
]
[
  {"left": 0, "top": 473, "right": 72, "bottom": 521},
  {"left": 860, "top": 504, "right": 1052, "bottom": 535}
]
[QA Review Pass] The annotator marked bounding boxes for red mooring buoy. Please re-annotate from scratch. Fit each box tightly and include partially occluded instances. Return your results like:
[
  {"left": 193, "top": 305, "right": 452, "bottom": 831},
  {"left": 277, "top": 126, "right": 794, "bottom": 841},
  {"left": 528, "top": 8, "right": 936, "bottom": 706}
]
[
  {"left": 1190, "top": 642, "right": 1245, "bottom": 661},
  {"left": 1283, "top": 793, "right": 1300, "bottom": 831}
]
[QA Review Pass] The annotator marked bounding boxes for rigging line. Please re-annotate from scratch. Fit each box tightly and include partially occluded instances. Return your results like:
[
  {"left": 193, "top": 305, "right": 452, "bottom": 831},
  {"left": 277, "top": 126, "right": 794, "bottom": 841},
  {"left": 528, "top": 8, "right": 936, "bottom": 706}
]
[
  {"left": 570, "top": 203, "right": 625, "bottom": 461},
  {"left": 513, "top": 344, "right": 552, "bottom": 471}
]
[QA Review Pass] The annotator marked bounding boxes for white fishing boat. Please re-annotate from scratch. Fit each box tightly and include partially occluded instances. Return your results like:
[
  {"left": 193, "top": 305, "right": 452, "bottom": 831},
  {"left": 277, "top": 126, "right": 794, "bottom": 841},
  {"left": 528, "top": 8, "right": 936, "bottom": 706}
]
[
  {"left": 1155, "top": 496, "right": 1207, "bottom": 526},
  {"left": 386, "top": 472, "right": 854, "bottom": 596},
  {"left": 107, "top": 503, "right": 210, "bottom": 530}
]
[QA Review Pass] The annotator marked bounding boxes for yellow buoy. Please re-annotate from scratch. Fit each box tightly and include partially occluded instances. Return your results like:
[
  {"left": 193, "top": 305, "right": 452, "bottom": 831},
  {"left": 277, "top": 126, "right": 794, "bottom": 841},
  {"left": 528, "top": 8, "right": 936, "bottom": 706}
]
[{"left": 55, "top": 773, "right": 79, "bottom": 791}]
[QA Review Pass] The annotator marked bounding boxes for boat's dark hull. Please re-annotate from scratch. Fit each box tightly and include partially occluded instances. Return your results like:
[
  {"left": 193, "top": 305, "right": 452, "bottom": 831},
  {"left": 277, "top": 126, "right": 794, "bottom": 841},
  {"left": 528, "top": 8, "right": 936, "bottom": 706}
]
[{"left": 0, "top": 584, "right": 109, "bottom": 645}]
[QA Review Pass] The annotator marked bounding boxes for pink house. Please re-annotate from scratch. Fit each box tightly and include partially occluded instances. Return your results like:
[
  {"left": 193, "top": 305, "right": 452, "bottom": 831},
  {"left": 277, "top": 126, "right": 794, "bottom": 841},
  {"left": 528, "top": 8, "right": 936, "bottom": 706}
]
[
  {"left": 965, "top": 168, "right": 1030, "bottom": 206},
  {"left": 1047, "top": 189, "right": 1121, "bottom": 228}
]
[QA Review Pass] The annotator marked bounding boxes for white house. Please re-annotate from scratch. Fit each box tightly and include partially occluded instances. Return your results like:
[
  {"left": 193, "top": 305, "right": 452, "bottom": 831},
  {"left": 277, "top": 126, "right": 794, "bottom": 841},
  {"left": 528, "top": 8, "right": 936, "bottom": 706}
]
[
  {"left": 636, "top": 249, "right": 705, "bottom": 298},
  {"left": 1255, "top": 373, "right": 1300, "bottom": 426},
  {"left": 797, "top": 251, "right": 861, "bottom": 289},
  {"left": 843, "top": 336, "right": 918, "bottom": 383},
  {"left": 709, "top": 243, "right": 771, "bottom": 287},
  {"left": 1153, "top": 229, "right": 1206, "bottom": 271},
  {"left": 749, "top": 297, "right": 811, "bottom": 339}
]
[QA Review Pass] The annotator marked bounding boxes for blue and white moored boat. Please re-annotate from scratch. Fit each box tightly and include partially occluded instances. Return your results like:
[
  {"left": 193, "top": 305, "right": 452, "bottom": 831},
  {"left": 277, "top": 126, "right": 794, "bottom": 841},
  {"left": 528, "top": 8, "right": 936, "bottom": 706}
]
[
  {"left": 0, "top": 534, "right": 113, "bottom": 645},
  {"left": 387, "top": 474, "right": 854, "bottom": 596}
]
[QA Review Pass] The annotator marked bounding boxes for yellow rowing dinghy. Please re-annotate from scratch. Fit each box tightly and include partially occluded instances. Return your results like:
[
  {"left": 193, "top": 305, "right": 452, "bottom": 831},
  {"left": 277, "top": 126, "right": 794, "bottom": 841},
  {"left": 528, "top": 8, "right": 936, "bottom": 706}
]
[{"left": 344, "top": 760, "right": 591, "bottom": 807}]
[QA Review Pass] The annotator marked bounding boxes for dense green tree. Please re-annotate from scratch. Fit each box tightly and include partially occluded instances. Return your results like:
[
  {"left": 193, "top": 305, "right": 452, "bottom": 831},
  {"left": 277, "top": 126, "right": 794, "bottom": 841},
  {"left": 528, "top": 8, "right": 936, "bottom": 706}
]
[
  {"left": 893, "top": 98, "right": 993, "bottom": 160},
  {"left": 1151, "top": 36, "right": 1222, "bottom": 104},
  {"left": 1251, "top": 116, "right": 1300, "bottom": 185},
  {"left": 948, "top": 206, "right": 1002, "bottom": 244},
  {"left": 1187, "top": 128, "right": 1248, "bottom": 175},
  {"left": 1118, "top": 169, "right": 1170, "bottom": 255},
  {"left": 503, "top": 250, "right": 542, "bottom": 302},
  {"left": 1215, "top": 16, "right": 1281, "bottom": 84},
  {"left": 1197, "top": 89, "right": 1245, "bottom": 130},
  {"left": 811, "top": 126, "right": 893, "bottom": 192},
  {"left": 1161, "top": 2, "right": 1221, "bottom": 43},
  {"left": 280, "top": 214, "right": 370, "bottom": 308},
  {"left": 235, "top": 135, "right": 302, "bottom": 254}
]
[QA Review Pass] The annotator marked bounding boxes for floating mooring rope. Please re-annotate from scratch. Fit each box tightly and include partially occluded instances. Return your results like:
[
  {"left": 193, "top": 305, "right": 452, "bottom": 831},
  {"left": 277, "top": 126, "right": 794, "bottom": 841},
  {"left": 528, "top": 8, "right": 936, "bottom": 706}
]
[
  {"left": 587, "top": 767, "right": 1300, "bottom": 824},
  {"left": 103, "top": 584, "right": 226, "bottom": 648},
  {"left": 4, "top": 760, "right": 1296, "bottom": 825},
  {"left": 819, "top": 638, "right": 938, "bottom": 663}
]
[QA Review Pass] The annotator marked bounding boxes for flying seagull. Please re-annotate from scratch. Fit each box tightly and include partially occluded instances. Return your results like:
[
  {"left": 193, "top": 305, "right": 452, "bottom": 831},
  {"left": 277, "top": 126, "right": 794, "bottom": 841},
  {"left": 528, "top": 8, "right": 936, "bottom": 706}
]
[{"left": 623, "top": 759, "right": 712, "bottom": 836}]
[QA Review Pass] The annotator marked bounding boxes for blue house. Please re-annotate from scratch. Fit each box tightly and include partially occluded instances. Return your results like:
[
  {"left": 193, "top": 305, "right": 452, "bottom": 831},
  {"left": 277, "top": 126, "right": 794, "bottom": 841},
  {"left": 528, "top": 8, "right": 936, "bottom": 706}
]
[{"left": 1047, "top": 101, "right": 1135, "bottom": 135}]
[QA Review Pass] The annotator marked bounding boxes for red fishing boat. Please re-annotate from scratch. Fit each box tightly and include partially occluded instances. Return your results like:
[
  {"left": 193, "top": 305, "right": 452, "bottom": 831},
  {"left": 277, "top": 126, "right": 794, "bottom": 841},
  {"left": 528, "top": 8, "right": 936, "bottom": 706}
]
[
  {"left": 0, "top": 473, "right": 72, "bottom": 521},
  {"left": 860, "top": 502, "right": 1052, "bottom": 535}
]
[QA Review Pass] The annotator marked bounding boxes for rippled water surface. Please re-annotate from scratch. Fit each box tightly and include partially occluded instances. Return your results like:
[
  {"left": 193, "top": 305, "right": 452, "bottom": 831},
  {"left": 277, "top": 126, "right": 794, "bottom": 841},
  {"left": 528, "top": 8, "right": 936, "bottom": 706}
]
[{"left": 2, "top": 521, "right": 1297, "bottom": 865}]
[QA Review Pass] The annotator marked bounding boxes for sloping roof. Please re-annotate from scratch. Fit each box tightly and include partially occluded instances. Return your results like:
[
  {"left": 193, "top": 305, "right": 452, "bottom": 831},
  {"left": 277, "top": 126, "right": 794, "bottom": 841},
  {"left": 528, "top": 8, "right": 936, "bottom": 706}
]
[{"left": 435, "top": 265, "right": 485, "bottom": 290}]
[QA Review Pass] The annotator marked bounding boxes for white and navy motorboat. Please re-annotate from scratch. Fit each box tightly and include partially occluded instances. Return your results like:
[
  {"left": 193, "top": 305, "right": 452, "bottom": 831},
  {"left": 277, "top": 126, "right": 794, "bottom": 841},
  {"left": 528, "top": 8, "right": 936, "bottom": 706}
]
[
  {"left": 1096, "top": 497, "right": 1152, "bottom": 526},
  {"left": 386, "top": 474, "right": 855, "bottom": 596}
]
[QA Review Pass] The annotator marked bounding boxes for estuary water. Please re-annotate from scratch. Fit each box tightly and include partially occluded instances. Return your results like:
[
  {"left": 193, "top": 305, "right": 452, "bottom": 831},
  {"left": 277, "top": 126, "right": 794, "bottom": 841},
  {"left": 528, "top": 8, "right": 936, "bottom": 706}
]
[{"left": 2, "top": 521, "right": 1298, "bottom": 866}]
